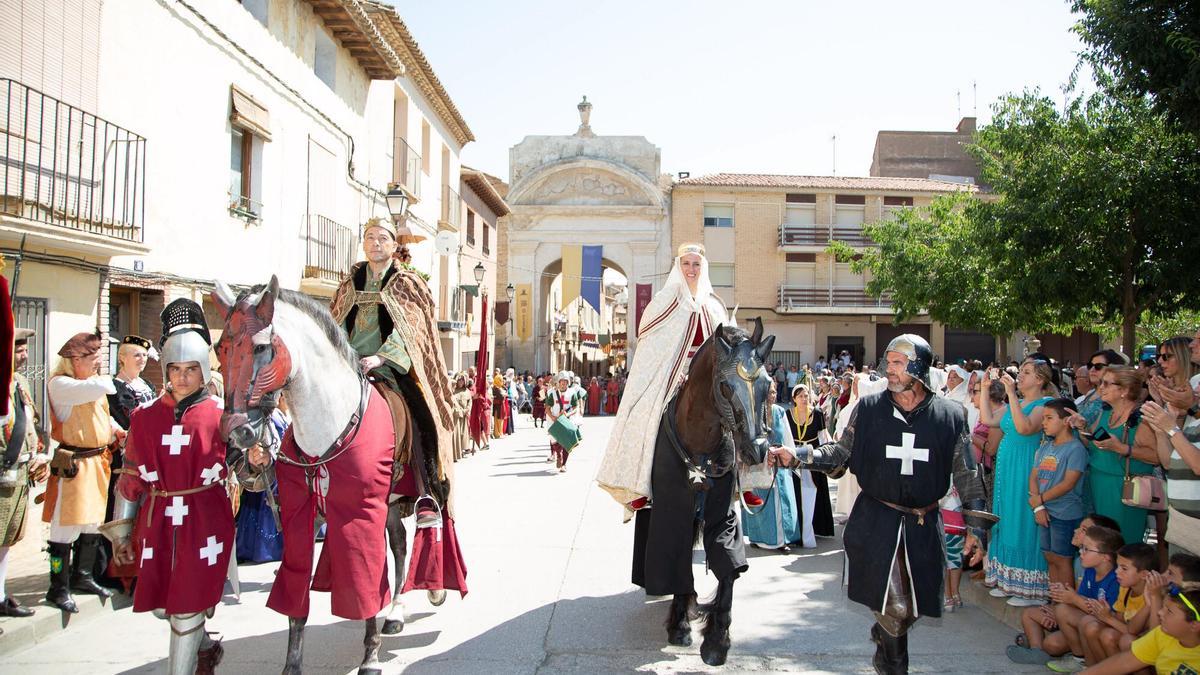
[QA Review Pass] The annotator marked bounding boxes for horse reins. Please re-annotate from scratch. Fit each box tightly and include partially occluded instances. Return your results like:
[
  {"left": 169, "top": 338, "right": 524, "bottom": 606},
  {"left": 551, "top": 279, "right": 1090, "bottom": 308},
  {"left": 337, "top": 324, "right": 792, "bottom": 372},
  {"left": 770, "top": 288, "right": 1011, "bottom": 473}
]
[{"left": 275, "top": 374, "right": 370, "bottom": 470}]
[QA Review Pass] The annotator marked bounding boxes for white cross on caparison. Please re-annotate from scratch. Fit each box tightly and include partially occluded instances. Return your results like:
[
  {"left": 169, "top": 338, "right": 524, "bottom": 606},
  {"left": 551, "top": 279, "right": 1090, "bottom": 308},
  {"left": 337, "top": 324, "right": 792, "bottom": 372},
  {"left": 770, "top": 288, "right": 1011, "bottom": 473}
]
[
  {"left": 162, "top": 425, "right": 191, "bottom": 456},
  {"left": 885, "top": 432, "right": 929, "bottom": 476},
  {"left": 164, "top": 496, "right": 189, "bottom": 526},
  {"left": 199, "top": 536, "right": 223, "bottom": 566},
  {"left": 200, "top": 462, "right": 223, "bottom": 486},
  {"left": 141, "top": 544, "right": 153, "bottom": 564},
  {"left": 138, "top": 464, "right": 158, "bottom": 482}
]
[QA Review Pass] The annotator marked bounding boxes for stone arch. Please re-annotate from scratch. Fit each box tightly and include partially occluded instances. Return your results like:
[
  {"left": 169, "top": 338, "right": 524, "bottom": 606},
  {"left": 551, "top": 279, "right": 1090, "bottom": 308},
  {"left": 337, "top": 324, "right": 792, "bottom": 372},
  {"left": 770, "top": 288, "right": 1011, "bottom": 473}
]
[
  {"left": 507, "top": 158, "right": 665, "bottom": 208},
  {"left": 532, "top": 254, "right": 629, "bottom": 375}
]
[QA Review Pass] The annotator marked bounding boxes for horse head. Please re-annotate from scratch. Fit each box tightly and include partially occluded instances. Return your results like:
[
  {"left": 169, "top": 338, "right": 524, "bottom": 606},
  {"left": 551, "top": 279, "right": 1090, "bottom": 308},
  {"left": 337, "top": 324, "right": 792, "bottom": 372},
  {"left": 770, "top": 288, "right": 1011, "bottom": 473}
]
[
  {"left": 210, "top": 275, "right": 294, "bottom": 449},
  {"left": 711, "top": 317, "right": 775, "bottom": 467}
]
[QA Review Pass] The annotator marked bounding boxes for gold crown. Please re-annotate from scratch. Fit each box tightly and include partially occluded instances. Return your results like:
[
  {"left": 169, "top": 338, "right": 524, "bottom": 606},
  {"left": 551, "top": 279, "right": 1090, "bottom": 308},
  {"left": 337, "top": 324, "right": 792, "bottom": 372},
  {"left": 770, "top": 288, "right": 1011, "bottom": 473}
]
[{"left": 677, "top": 243, "right": 705, "bottom": 257}]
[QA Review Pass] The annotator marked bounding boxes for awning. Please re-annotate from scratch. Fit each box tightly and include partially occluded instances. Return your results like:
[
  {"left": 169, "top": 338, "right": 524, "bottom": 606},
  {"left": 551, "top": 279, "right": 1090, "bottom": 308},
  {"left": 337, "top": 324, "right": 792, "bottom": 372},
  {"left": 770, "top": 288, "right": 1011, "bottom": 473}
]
[
  {"left": 460, "top": 284, "right": 479, "bottom": 297},
  {"left": 230, "top": 85, "right": 272, "bottom": 141}
]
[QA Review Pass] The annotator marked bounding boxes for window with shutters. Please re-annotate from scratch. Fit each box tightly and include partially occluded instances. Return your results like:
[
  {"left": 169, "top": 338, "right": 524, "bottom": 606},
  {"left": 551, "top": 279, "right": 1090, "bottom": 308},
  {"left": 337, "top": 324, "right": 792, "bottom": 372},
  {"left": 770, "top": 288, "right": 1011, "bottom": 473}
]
[
  {"left": 785, "top": 253, "right": 816, "bottom": 286},
  {"left": 834, "top": 195, "right": 865, "bottom": 226},
  {"left": 703, "top": 204, "right": 734, "bottom": 228},
  {"left": 883, "top": 195, "right": 914, "bottom": 220},
  {"left": 466, "top": 210, "right": 476, "bottom": 246},
  {"left": 709, "top": 263, "right": 735, "bottom": 287},
  {"left": 482, "top": 222, "right": 490, "bottom": 255}
]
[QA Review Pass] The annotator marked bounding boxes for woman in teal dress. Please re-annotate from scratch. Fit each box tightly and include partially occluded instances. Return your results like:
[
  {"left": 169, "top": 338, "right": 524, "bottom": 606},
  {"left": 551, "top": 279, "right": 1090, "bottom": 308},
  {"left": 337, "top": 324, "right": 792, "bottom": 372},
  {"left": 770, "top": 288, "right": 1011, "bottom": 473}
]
[
  {"left": 979, "top": 355, "right": 1058, "bottom": 606},
  {"left": 742, "top": 381, "right": 802, "bottom": 551},
  {"left": 1078, "top": 365, "right": 1158, "bottom": 545}
]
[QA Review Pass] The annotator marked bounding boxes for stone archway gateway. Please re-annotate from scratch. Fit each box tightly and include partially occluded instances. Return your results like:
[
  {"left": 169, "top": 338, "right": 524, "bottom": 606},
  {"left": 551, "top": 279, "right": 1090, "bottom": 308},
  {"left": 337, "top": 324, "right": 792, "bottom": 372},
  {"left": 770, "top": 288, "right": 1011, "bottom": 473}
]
[{"left": 500, "top": 98, "right": 672, "bottom": 373}]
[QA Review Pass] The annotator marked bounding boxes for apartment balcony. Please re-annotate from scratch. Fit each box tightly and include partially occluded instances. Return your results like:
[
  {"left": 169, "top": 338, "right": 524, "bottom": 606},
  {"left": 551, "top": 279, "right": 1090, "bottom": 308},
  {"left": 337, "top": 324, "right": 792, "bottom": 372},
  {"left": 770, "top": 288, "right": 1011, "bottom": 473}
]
[
  {"left": 392, "top": 136, "right": 421, "bottom": 202},
  {"left": 300, "top": 214, "right": 357, "bottom": 298},
  {"left": 440, "top": 184, "right": 462, "bottom": 231},
  {"left": 777, "top": 284, "right": 893, "bottom": 314},
  {"left": 0, "top": 78, "right": 148, "bottom": 256},
  {"left": 779, "top": 223, "right": 873, "bottom": 251}
]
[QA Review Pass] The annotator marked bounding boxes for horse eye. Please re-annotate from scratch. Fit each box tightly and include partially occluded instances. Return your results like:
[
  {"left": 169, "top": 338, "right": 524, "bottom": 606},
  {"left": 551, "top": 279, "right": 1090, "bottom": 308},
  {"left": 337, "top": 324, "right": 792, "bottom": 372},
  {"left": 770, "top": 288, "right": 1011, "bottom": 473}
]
[{"left": 253, "top": 344, "right": 269, "bottom": 355}]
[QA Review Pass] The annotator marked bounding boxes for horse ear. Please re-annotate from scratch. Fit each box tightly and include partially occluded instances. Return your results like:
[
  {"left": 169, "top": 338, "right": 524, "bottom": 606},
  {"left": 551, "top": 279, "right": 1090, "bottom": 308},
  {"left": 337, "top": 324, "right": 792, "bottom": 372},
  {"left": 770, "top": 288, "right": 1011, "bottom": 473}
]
[
  {"left": 254, "top": 276, "right": 280, "bottom": 324},
  {"left": 750, "top": 316, "right": 764, "bottom": 345},
  {"left": 755, "top": 334, "right": 776, "bottom": 364},
  {"left": 713, "top": 323, "right": 732, "bottom": 357},
  {"left": 211, "top": 280, "right": 236, "bottom": 315}
]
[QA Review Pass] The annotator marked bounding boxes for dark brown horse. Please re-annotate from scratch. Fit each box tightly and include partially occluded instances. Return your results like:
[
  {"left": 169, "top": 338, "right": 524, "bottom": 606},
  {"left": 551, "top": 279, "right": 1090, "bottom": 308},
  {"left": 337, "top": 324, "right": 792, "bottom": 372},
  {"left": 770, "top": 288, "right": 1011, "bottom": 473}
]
[{"left": 632, "top": 318, "right": 774, "bottom": 666}]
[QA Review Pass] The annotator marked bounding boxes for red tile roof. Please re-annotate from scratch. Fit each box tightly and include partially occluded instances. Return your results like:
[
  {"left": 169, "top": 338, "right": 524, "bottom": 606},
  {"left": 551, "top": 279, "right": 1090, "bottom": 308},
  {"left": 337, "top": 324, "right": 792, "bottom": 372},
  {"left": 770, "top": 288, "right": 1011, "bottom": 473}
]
[{"left": 675, "top": 173, "right": 974, "bottom": 193}]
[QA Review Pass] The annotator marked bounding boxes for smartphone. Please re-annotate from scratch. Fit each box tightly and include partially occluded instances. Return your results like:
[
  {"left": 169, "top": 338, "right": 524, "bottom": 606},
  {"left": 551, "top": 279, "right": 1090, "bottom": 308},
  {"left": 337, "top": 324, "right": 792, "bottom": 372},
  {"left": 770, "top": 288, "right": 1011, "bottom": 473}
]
[
  {"left": 1091, "top": 428, "right": 1111, "bottom": 443},
  {"left": 988, "top": 370, "right": 999, "bottom": 381}
]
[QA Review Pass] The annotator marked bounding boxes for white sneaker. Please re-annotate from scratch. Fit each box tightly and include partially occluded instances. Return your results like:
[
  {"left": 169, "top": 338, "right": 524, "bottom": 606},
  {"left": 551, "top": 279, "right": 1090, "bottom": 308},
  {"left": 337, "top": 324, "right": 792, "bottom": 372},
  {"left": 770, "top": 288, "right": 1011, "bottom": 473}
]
[
  {"left": 1006, "top": 596, "right": 1044, "bottom": 607},
  {"left": 1046, "top": 654, "right": 1086, "bottom": 673},
  {"left": 988, "top": 587, "right": 1009, "bottom": 598}
]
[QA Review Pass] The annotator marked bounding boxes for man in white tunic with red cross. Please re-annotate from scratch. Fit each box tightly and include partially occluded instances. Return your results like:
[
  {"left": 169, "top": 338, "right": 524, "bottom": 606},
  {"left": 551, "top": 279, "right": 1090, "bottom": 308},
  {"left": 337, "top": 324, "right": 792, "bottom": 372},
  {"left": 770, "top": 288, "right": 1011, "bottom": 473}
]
[{"left": 105, "top": 299, "right": 235, "bottom": 674}]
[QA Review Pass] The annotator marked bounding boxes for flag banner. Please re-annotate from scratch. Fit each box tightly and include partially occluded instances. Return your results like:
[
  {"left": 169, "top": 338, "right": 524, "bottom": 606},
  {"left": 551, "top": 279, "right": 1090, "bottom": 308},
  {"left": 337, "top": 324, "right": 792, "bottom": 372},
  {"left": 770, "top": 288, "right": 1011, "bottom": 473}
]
[
  {"left": 515, "top": 283, "right": 532, "bottom": 341},
  {"left": 635, "top": 283, "right": 653, "bottom": 335},
  {"left": 560, "top": 244, "right": 582, "bottom": 309},
  {"left": 581, "top": 245, "right": 603, "bottom": 314},
  {"left": 495, "top": 301, "right": 510, "bottom": 325}
]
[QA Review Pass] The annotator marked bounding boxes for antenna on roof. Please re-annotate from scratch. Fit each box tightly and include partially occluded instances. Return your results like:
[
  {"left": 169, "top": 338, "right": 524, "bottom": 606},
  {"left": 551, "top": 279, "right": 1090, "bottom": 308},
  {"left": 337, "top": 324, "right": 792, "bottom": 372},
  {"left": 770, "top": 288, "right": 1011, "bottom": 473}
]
[
  {"left": 972, "top": 80, "right": 977, "bottom": 116},
  {"left": 831, "top": 134, "right": 837, "bottom": 176},
  {"left": 956, "top": 89, "right": 961, "bottom": 119}
]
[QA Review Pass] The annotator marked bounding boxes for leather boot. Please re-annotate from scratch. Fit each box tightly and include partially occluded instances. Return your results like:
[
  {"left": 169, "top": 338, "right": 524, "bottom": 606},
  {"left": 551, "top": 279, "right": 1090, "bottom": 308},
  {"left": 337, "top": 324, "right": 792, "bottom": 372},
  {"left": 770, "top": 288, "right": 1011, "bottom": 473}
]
[
  {"left": 70, "top": 534, "right": 113, "bottom": 598},
  {"left": 870, "top": 623, "right": 909, "bottom": 674},
  {"left": 45, "top": 542, "right": 79, "bottom": 613}
]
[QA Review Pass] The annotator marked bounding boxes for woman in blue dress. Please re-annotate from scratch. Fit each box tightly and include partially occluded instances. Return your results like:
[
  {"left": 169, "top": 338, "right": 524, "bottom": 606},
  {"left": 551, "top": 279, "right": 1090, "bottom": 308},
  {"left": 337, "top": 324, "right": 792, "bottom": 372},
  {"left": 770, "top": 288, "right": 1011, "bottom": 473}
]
[
  {"left": 742, "top": 381, "right": 802, "bottom": 552},
  {"left": 235, "top": 406, "right": 287, "bottom": 563},
  {"left": 979, "top": 354, "right": 1058, "bottom": 606}
]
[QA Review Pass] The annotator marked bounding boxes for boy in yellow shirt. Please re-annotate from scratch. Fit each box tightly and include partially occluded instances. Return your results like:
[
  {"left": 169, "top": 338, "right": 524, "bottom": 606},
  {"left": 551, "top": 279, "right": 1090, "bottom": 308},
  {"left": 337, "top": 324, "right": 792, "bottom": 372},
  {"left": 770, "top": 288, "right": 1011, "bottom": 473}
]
[
  {"left": 1082, "top": 585, "right": 1200, "bottom": 674},
  {"left": 1080, "top": 543, "right": 1159, "bottom": 664}
]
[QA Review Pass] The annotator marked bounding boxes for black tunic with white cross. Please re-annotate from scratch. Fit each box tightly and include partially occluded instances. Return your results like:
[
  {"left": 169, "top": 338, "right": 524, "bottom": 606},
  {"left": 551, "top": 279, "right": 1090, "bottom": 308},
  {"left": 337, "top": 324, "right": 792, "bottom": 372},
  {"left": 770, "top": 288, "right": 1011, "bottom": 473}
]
[{"left": 805, "top": 390, "right": 983, "bottom": 619}]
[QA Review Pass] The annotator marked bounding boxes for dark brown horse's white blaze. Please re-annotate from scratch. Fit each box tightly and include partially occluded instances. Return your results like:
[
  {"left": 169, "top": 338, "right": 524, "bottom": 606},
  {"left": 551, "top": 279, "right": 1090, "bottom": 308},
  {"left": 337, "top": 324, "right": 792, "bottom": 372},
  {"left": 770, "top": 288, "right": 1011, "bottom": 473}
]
[
  {"left": 635, "top": 318, "right": 774, "bottom": 667},
  {"left": 211, "top": 276, "right": 416, "bottom": 675}
]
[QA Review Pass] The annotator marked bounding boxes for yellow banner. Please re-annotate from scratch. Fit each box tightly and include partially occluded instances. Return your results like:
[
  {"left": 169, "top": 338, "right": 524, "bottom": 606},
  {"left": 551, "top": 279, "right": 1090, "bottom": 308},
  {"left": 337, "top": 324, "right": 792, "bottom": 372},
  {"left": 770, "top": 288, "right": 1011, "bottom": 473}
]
[
  {"left": 515, "top": 283, "right": 532, "bottom": 341},
  {"left": 560, "top": 244, "right": 582, "bottom": 310}
]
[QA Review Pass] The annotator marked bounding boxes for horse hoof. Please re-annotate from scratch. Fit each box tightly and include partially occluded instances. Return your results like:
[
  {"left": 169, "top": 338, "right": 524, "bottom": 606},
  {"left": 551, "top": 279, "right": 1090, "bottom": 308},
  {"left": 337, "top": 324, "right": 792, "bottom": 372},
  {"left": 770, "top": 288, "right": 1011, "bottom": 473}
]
[
  {"left": 667, "top": 630, "right": 692, "bottom": 647},
  {"left": 428, "top": 589, "right": 447, "bottom": 606},
  {"left": 381, "top": 619, "right": 404, "bottom": 635},
  {"left": 700, "top": 644, "right": 728, "bottom": 667}
]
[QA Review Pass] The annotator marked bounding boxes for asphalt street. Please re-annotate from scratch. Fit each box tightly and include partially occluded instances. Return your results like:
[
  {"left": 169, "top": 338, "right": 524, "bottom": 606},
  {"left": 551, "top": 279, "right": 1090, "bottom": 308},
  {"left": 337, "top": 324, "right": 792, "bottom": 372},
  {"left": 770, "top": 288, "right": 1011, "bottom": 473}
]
[{"left": 4, "top": 414, "right": 1044, "bottom": 674}]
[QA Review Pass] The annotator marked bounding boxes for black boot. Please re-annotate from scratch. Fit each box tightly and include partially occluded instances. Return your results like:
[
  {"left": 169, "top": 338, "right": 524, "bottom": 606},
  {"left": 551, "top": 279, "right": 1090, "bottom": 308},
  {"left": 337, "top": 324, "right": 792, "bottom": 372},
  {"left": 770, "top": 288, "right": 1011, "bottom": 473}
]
[
  {"left": 70, "top": 534, "right": 113, "bottom": 598},
  {"left": 45, "top": 542, "right": 78, "bottom": 613},
  {"left": 870, "top": 623, "right": 909, "bottom": 674}
]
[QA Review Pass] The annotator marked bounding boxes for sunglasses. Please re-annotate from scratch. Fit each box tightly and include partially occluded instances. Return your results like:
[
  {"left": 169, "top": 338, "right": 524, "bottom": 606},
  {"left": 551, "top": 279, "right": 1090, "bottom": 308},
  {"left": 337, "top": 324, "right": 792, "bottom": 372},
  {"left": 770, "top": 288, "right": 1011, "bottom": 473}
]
[
  {"left": 1088, "top": 362, "right": 1107, "bottom": 370},
  {"left": 1099, "top": 380, "right": 1118, "bottom": 388},
  {"left": 1169, "top": 583, "right": 1200, "bottom": 621},
  {"left": 1158, "top": 353, "right": 1175, "bottom": 362}
]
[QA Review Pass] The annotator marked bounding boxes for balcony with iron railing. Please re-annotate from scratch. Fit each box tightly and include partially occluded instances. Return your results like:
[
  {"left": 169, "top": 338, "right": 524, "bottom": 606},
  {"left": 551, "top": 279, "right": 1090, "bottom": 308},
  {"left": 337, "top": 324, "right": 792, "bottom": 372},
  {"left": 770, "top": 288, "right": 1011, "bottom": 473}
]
[
  {"left": 441, "top": 184, "right": 462, "bottom": 231},
  {"left": 0, "top": 78, "right": 147, "bottom": 253},
  {"left": 300, "top": 214, "right": 357, "bottom": 297},
  {"left": 779, "top": 222, "right": 873, "bottom": 249},
  {"left": 393, "top": 136, "right": 421, "bottom": 202},
  {"left": 777, "top": 284, "right": 893, "bottom": 313}
]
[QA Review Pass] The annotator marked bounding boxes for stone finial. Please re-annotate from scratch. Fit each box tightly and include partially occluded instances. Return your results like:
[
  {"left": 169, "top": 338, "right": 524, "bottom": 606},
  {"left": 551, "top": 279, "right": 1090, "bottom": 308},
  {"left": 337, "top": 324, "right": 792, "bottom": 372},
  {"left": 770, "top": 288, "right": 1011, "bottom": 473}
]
[{"left": 576, "top": 96, "right": 594, "bottom": 138}]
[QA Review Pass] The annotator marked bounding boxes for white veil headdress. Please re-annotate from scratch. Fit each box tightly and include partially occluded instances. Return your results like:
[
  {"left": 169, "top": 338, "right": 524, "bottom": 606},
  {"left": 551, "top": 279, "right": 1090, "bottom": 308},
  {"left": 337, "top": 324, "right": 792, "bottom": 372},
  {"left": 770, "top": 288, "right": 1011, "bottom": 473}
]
[{"left": 662, "top": 243, "right": 716, "bottom": 313}]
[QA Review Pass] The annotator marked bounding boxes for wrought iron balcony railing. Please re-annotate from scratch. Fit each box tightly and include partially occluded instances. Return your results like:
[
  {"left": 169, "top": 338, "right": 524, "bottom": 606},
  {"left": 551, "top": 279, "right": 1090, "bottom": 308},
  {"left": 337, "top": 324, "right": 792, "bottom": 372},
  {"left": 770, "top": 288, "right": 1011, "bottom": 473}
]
[
  {"left": 441, "top": 184, "right": 462, "bottom": 230},
  {"left": 0, "top": 78, "right": 145, "bottom": 241},
  {"left": 777, "top": 284, "right": 893, "bottom": 309},
  {"left": 393, "top": 136, "right": 421, "bottom": 200},
  {"left": 304, "top": 214, "right": 357, "bottom": 282},
  {"left": 779, "top": 223, "right": 873, "bottom": 247}
]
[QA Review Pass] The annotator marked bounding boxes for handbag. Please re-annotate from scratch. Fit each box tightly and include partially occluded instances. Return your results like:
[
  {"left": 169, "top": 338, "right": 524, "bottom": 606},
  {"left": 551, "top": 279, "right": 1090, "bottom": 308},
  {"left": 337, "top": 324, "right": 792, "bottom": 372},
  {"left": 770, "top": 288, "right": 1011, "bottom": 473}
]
[
  {"left": 1121, "top": 455, "right": 1166, "bottom": 510},
  {"left": 50, "top": 447, "right": 78, "bottom": 479}
]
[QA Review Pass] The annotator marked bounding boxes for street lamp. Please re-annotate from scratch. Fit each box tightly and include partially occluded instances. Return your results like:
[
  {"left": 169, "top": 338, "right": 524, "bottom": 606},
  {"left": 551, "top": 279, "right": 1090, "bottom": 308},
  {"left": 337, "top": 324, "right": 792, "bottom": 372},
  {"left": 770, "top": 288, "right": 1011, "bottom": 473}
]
[
  {"left": 385, "top": 183, "right": 410, "bottom": 221},
  {"left": 505, "top": 283, "right": 515, "bottom": 302},
  {"left": 473, "top": 262, "right": 485, "bottom": 284}
]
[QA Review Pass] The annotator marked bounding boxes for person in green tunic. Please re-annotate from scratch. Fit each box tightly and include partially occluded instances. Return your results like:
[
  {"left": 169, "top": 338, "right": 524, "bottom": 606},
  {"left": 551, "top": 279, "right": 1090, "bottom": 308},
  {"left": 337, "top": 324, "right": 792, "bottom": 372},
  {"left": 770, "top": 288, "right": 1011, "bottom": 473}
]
[{"left": 1072, "top": 365, "right": 1159, "bottom": 545}]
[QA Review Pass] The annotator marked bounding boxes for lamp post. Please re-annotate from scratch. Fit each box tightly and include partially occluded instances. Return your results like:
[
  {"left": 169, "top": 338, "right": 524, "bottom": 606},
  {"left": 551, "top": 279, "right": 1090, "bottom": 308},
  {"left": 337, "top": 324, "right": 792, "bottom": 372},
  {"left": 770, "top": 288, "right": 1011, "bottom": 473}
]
[{"left": 385, "top": 183, "right": 410, "bottom": 221}]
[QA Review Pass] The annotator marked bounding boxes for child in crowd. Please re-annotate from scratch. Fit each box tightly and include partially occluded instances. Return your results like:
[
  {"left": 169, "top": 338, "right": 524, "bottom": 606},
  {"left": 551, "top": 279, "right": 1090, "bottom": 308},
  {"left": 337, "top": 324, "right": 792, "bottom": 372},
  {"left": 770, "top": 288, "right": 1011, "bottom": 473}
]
[
  {"left": 1080, "top": 586, "right": 1200, "bottom": 674},
  {"left": 1009, "top": 521, "right": 1124, "bottom": 667},
  {"left": 1031, "top": 399, "right": 1090, "bottom": 589},
  {"left": 1047, "top": 526, "right": 1127, "bottom": 672},
  {"left": 1080, "top": 543, "right": 1159, "bottom": 664}
]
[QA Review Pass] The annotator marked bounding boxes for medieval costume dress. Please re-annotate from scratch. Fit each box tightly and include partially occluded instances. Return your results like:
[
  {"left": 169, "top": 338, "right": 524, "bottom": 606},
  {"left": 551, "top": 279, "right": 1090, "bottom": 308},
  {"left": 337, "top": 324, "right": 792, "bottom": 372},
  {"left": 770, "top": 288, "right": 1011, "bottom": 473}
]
[
  {"left": 545, "top": 376, "right": 584, "bottom": 472},
  {"left": 328, "top": 243, "right": 465, "bottom": 603},
  {"left": 0, "top": 345, "right": 45, "bottom": 618},
  {"left": 586, "top": 378, "right": 602, "bottom": 416},
  {"left": 787, "top": 407, "right": 835, "bottom": 541},
  {"left": 596, "top": 244, "right": 727, "bottom": 512},
  {"left": 605, "top": 377, "right": 620, "bottom": 415},
  {"left": 531, "top": 379, "right": 547, "bottom": 428},
  {"left": 742, "top": 402, "right": 801, "bottom": 549},
  {"left": 42, "top": 332, "right": 120, "bottom": 612},
  {"left": 798, "top": 335, "right": 990, "bottom": 674},
  {"left": 235, "top": 408, "right": 286, "bottom": 564}
]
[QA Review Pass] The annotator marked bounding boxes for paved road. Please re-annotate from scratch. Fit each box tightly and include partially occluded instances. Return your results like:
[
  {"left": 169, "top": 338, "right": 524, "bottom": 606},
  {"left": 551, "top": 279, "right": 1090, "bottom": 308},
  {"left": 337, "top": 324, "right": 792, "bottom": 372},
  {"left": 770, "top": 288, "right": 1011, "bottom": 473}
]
[{"left": 5, "top": 415, "right": 1040, "bottom": 673}]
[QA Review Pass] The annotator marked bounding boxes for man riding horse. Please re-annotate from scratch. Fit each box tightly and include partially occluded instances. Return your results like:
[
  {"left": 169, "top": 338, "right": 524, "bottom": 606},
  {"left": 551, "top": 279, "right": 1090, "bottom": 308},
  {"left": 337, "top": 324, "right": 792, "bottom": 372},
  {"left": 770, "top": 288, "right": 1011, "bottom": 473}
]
[{"left": 328, "top": 216, "right": 463, "bottom": 625}]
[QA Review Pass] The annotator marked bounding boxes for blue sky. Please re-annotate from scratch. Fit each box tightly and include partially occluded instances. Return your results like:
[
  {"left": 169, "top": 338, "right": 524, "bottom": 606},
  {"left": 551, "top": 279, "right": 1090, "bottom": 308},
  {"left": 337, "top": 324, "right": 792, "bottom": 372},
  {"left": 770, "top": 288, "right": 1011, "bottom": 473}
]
[{"left": 390, "top": 0, "right": 1089, "bottom": 181}]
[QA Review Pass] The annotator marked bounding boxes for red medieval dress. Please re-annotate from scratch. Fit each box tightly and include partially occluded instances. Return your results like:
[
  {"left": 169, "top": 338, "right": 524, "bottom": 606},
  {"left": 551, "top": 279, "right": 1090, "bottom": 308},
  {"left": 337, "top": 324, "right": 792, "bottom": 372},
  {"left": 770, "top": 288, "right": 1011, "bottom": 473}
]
[
  {"left": 117, "top": 395, "right": 234, "bottom": 614},
  {"left": 604, "top": 379, "right": 620, "bottom": 415},
  {"left": 531, "top": 385, "right": 546, "bottom": 422},
  {"left": 586, "top": 381, "right": 602, "bottom": 416},
  {"left": 268, "top": 387, "right": 393, "bottom": 620}
]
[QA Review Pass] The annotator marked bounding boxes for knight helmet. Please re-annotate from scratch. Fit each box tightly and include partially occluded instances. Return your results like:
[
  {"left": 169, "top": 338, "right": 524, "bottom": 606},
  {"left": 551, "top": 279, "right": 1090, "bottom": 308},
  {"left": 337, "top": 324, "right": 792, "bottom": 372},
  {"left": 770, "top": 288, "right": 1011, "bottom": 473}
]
[
  {"left": 159, "top": 298, "right": 213, "bottom": 384},
  {"left": 884, "top": 333, "right": 934, "bottom": 389}
]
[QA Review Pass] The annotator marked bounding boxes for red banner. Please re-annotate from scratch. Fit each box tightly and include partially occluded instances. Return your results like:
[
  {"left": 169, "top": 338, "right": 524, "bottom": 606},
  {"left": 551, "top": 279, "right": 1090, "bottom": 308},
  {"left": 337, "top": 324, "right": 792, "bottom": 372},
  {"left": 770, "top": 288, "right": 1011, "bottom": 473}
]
[
  {"left": 495, "top": 301, "right": 510, "bottom": 325},
  {"left": 634, "top": 283, "right": 653, "bottom": 335}
]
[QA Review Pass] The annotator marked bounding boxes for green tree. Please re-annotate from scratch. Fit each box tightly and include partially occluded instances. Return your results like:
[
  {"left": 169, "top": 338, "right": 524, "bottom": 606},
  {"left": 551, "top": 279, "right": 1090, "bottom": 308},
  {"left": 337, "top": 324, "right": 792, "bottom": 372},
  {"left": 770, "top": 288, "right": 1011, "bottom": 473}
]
[
  {"left": 1072, "top": 0, "right": 1200, "bottom": 132},
  {"left": 834, "top": 90, "right": 1200, "bottom": 354}
]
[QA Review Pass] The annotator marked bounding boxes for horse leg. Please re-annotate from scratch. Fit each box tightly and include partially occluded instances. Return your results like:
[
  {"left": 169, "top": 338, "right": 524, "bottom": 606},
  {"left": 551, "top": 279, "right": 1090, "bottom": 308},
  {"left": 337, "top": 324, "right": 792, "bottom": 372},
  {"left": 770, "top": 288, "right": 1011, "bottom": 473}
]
[
  {"left": 666, "top": 592, "right": 697, "bottom": 646},
  {"left": 700, "top": 577, "right": 734, "bottom": 667},
  {"left": 282, "top": 616, "right": 306, "bottom": 675},
  {"left": 358, "top": 617, "right": 382, "bottom": 675},
  {"left": 381, "top": 501, "right": 408, "bottom": 635}
]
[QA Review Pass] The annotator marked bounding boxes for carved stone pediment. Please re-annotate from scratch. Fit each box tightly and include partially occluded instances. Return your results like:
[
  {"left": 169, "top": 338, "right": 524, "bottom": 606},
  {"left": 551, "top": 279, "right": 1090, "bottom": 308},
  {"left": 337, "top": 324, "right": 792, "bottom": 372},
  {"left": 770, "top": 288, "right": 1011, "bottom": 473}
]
[{"left": 517, "top": 167, "right": 660, "bottom": 207}]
